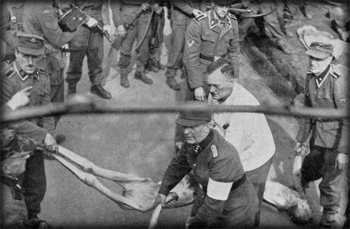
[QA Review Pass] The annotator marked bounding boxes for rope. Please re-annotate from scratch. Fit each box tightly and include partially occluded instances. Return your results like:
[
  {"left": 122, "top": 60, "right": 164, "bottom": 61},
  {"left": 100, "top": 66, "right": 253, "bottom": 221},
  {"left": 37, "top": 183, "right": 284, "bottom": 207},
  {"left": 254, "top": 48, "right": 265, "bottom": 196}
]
[{"left": 121, "top": 9, "right": 155, "bottom": 56}]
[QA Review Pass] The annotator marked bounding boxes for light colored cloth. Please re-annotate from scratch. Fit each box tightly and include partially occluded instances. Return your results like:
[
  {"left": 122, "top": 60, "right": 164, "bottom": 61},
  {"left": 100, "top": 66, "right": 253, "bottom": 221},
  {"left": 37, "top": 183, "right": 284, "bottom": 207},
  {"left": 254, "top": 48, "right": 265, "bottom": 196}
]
[{"left": 209, "top": 82, "right": 275, "bottom": 172}]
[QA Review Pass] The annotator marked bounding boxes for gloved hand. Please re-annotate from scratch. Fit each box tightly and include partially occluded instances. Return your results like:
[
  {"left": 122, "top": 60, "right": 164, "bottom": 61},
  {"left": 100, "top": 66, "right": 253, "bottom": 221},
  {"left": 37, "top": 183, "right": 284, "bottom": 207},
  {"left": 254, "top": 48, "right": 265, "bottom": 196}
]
[
  {"left": 85, "top": 17, "right": 98, "bottom": 28},
  {"left": 103, "top": 25, "right": 112, "bottom": 35}
]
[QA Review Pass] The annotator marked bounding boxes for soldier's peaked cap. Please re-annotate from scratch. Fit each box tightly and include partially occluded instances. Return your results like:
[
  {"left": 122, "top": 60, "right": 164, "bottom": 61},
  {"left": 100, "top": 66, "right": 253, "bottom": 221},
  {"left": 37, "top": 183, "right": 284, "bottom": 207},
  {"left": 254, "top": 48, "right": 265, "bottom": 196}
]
[
  {"left": 17, "top": 33, "right": 45, "bottom": 56},
  {"left": 306, "top": 42, "right": 333, "bottom": 59},
  {"left": 176, "top": 103, "right": 212, "bottom": 127}
]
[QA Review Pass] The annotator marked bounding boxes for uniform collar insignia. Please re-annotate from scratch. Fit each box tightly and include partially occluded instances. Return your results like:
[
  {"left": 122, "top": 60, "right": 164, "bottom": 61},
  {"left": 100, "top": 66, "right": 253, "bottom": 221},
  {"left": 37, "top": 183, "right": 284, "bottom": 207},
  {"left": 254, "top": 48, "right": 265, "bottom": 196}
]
[
  {"left": 209, "top": 10, "right": 232, "bottom": 29},
  {"left": 315, "top": 65, "right": 331, "bottom": 88},
  {"left": 14, "top": 62, "right": 39, "bottom": 81}
]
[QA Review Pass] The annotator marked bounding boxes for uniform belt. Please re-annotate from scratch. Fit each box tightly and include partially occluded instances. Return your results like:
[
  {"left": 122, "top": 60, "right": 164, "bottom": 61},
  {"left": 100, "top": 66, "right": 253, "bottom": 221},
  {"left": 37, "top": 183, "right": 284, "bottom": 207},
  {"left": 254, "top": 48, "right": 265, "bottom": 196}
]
[{"left": 199, "top": 53, "right": 226, "bottom": 62}]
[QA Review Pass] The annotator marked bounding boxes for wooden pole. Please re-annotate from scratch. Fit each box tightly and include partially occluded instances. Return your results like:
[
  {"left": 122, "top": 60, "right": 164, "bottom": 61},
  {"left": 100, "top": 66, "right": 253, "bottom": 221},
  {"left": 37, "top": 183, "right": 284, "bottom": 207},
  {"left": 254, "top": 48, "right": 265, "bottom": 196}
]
[{"left": 1, "top": 96, "right": 348, "bottom": 122}]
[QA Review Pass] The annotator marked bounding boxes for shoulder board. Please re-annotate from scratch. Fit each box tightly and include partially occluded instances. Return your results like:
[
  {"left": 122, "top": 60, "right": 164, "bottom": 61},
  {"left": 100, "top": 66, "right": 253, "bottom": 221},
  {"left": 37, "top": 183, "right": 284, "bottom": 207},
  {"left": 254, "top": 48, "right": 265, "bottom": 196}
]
[
  {"left": 228, "top": 13, "right": 237, "bottom": 20},
  {"left": 37, "top": 68, "right": 48, "bottom": 75},
  {"left": 211, "top": 145, "right": 218, "bottom": 158},
  {"left": 330, "top": 71, "right": 341, "bottom": 79},
  {"left": 196, "top": 12, "right": 207, "bottom": 21},
  {"left": 4, "top": 67, "right": 16, "bottom": 79}
]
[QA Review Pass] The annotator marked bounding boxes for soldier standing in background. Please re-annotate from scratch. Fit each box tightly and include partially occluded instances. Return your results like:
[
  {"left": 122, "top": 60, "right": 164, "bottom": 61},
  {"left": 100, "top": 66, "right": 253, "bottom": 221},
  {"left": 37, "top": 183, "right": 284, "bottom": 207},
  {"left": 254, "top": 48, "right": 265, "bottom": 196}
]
[
  {"left": 295, "top": 42, "right": 349, "bottom": 228},
  {"left": 164, "top": 0, "right": 207, "bottom": 91},
  {"left": 65, "top": 0, "right": 112, "bottom": 100},
  {"left": 22, "top": 0, "right": 99, "bottom": 142},
  {"left": 111, "top": 1, "right": 158, "bottom": 88}
]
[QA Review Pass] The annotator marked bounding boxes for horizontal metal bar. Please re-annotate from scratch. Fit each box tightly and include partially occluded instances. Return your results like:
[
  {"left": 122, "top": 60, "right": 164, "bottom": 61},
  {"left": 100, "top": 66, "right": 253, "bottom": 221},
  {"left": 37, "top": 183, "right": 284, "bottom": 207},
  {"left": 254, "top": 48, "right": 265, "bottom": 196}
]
[{"left": 1, "top": 96, "right": 348, "bottom": 123}]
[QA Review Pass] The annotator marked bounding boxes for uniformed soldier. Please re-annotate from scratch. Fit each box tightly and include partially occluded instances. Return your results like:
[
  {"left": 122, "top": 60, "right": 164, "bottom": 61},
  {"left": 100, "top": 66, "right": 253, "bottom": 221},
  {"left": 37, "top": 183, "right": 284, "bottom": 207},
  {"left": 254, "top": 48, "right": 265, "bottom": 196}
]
[
  {"left": 110, "top": 1, "right": 156, "bottom": 88},
  {"left": 65, "top": 0, "right": 112, "bottom": 100},
  {"left": 183, "top": 1, "right": 240, "bottom": 103},
  {"left": 1, "top": 33, "right": 58, "bottom": 222},
  {"left": 295, "top": 42, "right": 349, "bottom": 228},
  {"left": 154, "top": 107, "right": 259, "bottom": 228},
  {"left": 164, "top": 0, "right": 207, "bottom": 90},
  {"left": 22, "top": 0, "right": 100, "bottom": 126}
]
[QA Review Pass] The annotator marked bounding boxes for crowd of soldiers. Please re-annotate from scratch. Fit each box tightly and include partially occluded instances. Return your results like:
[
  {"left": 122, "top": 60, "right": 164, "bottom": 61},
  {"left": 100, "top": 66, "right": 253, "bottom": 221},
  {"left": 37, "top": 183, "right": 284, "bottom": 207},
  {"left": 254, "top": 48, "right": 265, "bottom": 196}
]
[{"left": 1, "top": 0, "right": 349, "bottom": 228}]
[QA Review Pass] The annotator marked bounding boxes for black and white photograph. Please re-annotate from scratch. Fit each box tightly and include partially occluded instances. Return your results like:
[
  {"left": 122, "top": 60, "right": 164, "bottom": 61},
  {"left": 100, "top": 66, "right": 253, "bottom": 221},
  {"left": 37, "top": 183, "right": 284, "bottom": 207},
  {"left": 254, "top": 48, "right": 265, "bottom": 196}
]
[{"left": 0, "top": 0, "right": 349, "bottom": 228}]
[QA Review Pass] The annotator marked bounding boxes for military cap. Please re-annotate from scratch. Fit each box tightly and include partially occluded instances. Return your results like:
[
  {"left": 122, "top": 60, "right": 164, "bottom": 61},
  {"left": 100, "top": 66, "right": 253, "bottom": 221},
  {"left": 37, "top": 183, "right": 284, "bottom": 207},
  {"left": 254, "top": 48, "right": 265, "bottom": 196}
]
[
  {"left": 306, "top": 42, "right": 333, "bottom": 59},
  {"left": 16, "top": 33, "right": 45, "bottom": 56},
  {"left": 1, "top": 129, "right": 36, "bottom": 162},
  {"left": 214, "top": 0, "right": 234, "bottom": 7},
  {"left": 176, "top": 103, "right": 212, "bottom": 127}
]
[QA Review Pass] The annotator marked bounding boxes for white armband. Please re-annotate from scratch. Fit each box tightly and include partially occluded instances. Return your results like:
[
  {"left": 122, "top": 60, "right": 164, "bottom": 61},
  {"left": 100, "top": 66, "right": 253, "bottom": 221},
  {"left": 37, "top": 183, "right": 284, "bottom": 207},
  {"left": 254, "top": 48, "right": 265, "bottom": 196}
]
[{"left": 207, "top": 177, "right": 233, "bottom": 201}]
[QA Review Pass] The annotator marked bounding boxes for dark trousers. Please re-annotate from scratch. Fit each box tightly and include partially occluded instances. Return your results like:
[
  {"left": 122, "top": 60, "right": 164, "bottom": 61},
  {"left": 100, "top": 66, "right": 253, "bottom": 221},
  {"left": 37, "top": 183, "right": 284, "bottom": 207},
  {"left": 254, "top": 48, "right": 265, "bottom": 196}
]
[
  {"left": 66, "top": 30, "right": 104, "bottom": 86},
  {"left": 42, "top": 54, "right": 65, "bottom": 126},
  {"left": 165, "top": 11, "right": 191, "bottom": 78},
  {"left": 301, "top": 146, "right": 348, "bottom": 222},
  {"left": 19, "top": 150, "right": 46, "bottom": 219},
  {"left": 118, "top": 7, "right": 153, "bottom": 75},
  {"left": 246, "top": 157, "right": 273, "bottom": 227}
]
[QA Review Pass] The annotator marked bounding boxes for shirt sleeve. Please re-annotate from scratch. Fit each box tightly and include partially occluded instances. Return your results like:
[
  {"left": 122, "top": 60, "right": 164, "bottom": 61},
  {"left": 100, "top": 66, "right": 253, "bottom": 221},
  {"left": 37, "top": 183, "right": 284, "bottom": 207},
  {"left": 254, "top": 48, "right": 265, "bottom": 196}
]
[
  {"left": 38, "top": 8, "right": 74, "bottom": 48},
  {"left": 193, "top": 147, "right": 240, "bottom": 227},
  {"left": 296, "top": 76, "right": 313, "bottom": 143},
  {"left": 101, "top": 0, "right": 110, "bottom": 26},
  {"left": 183, "top": 19, "right": 204, "bottom": 89},
  {"left": 110, "top": 1, "right": 123, "bottom": 27},
  {"left": 158, "top": 146, "right": 192, "bottom": 195},
  {"left": 333, "top": 73, "right": 349, "bottom": 155},
  {"left": 171, "top": 0, "right": 194, "bottom": 16},
  {"left": 227, "top": 19, "right": 240, "bottom": 79},
  {"left": 1, "top": 79, "right": 48, "bottom": 143},
  {"left": 39, "top": 75, "right": 55, "bottom": 136}
]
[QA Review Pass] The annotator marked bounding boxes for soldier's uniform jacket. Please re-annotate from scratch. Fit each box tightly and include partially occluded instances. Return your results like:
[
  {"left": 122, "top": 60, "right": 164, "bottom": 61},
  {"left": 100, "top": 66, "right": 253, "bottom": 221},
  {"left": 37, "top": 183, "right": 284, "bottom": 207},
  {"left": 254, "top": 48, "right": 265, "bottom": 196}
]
[
  {"left": 183, "top": 9, "right": 240, "bottom": 90},
  {"left": 159, "top": 129, "right": 258, "bottom": 227},
  {"left": 75, "top": 0, "right": 110, "bottom": 24},
  {"left": 1, "top": 62, "right": 54, "bottom": 143},
  {"left": 1, "top": 1, "right": 25, "bottom": 62},
  {"left": 111, "top": 0, "right": 153, "bottom": 27},
  {"left": 69, "top": 1, "right": 110, "bottom": 49},
  {"left": 23, "top": 2, "right": 74, "bottom": 50},
  {"left": 170, "top": 0, "right": 207, "bottom": 25},
  {"left": 296, "top": 64, "right": 349, "bottom": 155}
]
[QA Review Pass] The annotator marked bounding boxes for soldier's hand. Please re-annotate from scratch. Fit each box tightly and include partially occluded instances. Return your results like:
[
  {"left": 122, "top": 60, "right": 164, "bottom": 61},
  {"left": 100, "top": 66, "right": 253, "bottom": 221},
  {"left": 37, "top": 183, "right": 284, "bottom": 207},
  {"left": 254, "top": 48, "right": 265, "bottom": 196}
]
[
  {"left": 154, "top": 4, "right": 163, "bottom": 14},
  {"left": 7, "top": 86, "right": 32, "bottom": 110},
  {"left": 335, "top": 153, "right": 349, "bottom": 170},
  {"left": 193, "top": 9, "right": 205, "bottom": 20},
  {"left": 44, "top": 133, "right": 58, "bottom": 153},
  {"left": 142, "top": 3, "right": 150, "bottom": 11},
  {"left": 153, "top": 194, "right": 167, "bottom": 208},
  {"left": 116, "top": 25, "right": 127, "bottom": 38},
  {"left": 103, "top": 25, "right": 112, "bottom": 35},
  {"left": 194, "top": 87, "right": 206, "bottom": 101},
  {"left": 85, "top": 17, "right": 98, "bottom": 28}
]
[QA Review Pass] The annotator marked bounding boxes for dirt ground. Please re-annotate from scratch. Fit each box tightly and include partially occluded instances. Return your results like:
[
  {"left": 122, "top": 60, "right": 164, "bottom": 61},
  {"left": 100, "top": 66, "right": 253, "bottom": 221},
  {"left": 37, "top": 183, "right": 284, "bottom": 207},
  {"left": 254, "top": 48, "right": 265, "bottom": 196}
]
[{"left": 37, "top": 1, "right": 347, "bottom": 228}]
